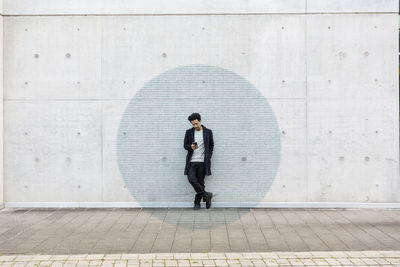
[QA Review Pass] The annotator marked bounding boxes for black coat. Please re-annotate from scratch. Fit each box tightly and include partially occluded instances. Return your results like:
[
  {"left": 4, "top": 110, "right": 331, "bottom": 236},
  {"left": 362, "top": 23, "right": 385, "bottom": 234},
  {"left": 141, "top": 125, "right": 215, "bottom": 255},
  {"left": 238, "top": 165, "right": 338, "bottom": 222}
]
[{"left": 183, "top": 124, "right": 214, "bottom": 176}]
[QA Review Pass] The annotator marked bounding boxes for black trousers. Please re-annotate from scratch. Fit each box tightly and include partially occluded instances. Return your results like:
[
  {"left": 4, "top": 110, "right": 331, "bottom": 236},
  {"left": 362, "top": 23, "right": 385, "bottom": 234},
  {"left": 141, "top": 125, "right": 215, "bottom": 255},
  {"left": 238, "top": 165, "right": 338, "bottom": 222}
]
[{"left": 187, "top": 161, "right": 208, "bottom": 204}]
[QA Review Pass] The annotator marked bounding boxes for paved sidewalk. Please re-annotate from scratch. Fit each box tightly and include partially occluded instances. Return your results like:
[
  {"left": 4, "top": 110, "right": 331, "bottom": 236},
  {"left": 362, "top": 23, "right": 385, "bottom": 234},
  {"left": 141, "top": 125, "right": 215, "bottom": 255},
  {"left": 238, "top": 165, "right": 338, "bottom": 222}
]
[
  {"left": 1, "top": 251, "right": 400, "bottom": 266},
  {"left": 0, "top": 208, "right": 400, "bottom": 255}
]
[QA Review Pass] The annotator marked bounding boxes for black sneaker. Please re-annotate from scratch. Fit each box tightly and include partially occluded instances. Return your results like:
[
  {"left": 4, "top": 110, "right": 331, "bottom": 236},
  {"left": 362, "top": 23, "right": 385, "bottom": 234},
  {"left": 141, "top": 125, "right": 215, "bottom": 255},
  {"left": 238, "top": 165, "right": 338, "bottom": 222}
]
[
  {"left": 193, "top": 203, "right": 200, "bottom": 210},
  {"left": 205, "top": 192, "right": 213, "bottom": 209},
  {"left": 202, "top": 191, "right": 210, "bottom": 202}
]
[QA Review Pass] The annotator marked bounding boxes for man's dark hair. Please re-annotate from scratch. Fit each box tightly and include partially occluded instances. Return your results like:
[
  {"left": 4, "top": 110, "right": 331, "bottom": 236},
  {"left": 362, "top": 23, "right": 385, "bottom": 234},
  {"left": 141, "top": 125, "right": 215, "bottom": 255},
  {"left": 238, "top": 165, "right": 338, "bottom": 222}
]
[{"left": 188, "top": 113, "right": 201, "bottom": 122}]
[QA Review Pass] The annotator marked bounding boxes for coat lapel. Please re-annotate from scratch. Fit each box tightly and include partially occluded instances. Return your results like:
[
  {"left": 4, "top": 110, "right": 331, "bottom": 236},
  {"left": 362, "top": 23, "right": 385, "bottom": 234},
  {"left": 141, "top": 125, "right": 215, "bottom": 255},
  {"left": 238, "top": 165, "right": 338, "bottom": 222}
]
[{"left": 202, "top": 125, "right": 207, "bottom": 144}]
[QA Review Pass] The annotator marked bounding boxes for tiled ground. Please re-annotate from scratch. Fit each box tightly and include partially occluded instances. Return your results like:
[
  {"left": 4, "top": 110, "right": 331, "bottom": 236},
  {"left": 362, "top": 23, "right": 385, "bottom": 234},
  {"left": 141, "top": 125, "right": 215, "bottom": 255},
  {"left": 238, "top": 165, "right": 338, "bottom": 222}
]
[{"left": 0, "top": 208, "right": 399, "bottom": 255}]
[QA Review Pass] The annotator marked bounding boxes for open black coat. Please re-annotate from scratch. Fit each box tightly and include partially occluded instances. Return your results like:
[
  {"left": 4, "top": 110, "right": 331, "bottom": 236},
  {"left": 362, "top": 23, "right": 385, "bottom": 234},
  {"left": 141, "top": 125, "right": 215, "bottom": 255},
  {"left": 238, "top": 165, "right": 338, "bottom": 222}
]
[{"left": 183, "top": 124, "right": 214, "bottom": 176}]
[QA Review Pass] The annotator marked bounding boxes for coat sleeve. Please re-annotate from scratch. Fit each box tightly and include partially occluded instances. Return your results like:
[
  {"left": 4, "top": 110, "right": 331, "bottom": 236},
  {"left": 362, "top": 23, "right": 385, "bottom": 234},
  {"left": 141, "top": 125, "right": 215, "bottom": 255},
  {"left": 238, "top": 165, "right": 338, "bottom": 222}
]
[
  {"left": 209, "top": 130, "right": 214, "bottom": 157},
  {"left": 184, "top": 130, "right": 193, "bottom": 152}
]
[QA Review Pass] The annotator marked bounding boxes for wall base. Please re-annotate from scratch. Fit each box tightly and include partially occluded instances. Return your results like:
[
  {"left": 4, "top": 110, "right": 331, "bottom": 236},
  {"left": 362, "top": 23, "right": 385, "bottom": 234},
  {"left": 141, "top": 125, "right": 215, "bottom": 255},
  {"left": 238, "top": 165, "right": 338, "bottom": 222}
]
[{"left": 4, "top": 202, "right": 400, "bottom": 209}]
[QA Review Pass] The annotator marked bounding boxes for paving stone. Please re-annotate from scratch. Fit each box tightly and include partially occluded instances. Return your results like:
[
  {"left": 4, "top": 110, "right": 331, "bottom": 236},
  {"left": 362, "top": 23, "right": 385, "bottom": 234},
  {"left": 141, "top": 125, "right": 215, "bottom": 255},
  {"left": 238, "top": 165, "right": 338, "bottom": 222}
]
[
  {"left": 361, "top": 258, "right": 379, "bottom": 265},
  {"left": 336, "top": 258, "right": 354, "bottom": 265},
  {"left": 288, "top": 258, "right": 305, "bottom": 265},
  {"left": 177, "top": 259, "right": 190, "bottom": 266},
  {"left": 139, "top": 259, "right": 153, "bottom": 265},
  {"left": 11, "top": 262, "right": 28, "bottom": 267},
  {"left": 155, "top": 253, "right": 174, "bottom": 259},
  {"left": 213, "top": 259, "right": 228, "bottom": 266},
  {"left": 89, "top": 260, "right": 103, "bottom": 265},
  {"left": 277, "top": 252, "right": 299, "bottom": 258},
  {"left": 251, "top": 259, "right": 267, "bottom": 266},
  {"left": 242, "top": 252, "right": 262, "bottom": 259},
  {"left": 300, "top": 258, "right": 316, "bottom": 265},
  {"left": 311, "top": 258, "right": 330, "bottom": 265},
  {"left": 32, "top": 255, "right": 52, "bottom": 261},
  {"left": 381, "top": 250, "right": 400, "bottom": 257},
  {"left": 164, "top": 259, "right": 178, "bottom": 266},
  {"left": 0, "top": 255, "right": 16, "bottom": 262},
  {"left": 25, "top": 260, "right": 42, "bottom": 266},
  {"left": 151, "top": 259, "right": 165, "bottom": 266},
  {"left": 49, "top": 255, "right": 70, "bottom": 260},
  {"left": 68, "top": 254, "right": 89, "bottom": 260},
  {"left": 85, "top": 254, "right": 104, "bottom": 260},
  {"left": 237, "top": 259, "right": 254, "bottom": 266},
  {"left": 190, "top": 253, "right": 209, "bottom": 259},
  {"left": 292, "top": 252, "right": 313, "bottom": 258},
  {"left": 263, "top": 258, "right": 279, "bottom": 265},
  {"left": 224, "top": 253, "right": 243, "bottom": 259},
  {"left": 101, "top": 260, "right": 115, "bottom": 265},
  {"left": 206, "top": 253, "right": 226, "bottom": 259},
  {"left": 326, "top": 251, "right": 348, "bottom": 258},
  {"left": 77, "top": 260, "right": 91, "bottom": 265},
  {"left": 275, "top": 258, "right": 290, "bottom": 264},
  {"left": 373, "top": 257, "right": 391, "bottom": 264},
  {"left": 360, "top": 250, "right": 385, "bottom": 257},
  {"left": 38, "top": 260, "right": 53, "bottom": 266},
  {"left": 310, "top": 252, "right": 333, "bottom": 258},
  {"left": 120, "top": 254, "right": 138, "bottom": 260}
]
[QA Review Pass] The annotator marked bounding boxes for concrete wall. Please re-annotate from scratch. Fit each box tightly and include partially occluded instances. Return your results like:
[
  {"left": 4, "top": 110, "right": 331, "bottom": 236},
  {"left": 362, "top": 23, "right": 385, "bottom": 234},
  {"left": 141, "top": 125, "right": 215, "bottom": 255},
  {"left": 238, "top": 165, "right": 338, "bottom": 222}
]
[
  {"left": 2, "top": 0, "right": 399, "bottom": 208},
  {"left": 0, "top": 0, "right": 3, "bottom": 208}
]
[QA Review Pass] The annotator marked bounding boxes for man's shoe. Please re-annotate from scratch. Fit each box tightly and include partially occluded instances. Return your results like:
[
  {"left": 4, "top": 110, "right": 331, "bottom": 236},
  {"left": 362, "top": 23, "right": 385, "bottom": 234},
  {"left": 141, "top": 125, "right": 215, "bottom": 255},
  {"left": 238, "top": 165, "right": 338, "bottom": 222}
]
[
  {"left": 193, "top": 203, "right": 200, "bottom": 210},
  {"left": 205, "top": 192, "right": 213, "bottom": 209},
  {"left": 202, "top": 191, "right": 210, "bottom": 202}
]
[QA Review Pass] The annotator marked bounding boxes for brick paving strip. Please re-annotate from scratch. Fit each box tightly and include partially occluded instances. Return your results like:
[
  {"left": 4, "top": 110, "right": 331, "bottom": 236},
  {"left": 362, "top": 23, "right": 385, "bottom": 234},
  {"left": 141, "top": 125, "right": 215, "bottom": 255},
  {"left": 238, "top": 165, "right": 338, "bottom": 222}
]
[{"left": 0, "top": 251, "right": 400, "bottom": 266}]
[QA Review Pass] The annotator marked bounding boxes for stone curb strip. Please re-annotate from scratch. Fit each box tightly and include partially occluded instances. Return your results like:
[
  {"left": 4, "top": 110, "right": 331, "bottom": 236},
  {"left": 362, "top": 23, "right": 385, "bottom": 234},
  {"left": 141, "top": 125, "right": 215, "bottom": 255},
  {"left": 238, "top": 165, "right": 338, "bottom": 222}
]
[{"left": 0, "top": 250, "right": 400, "bottom": 266}]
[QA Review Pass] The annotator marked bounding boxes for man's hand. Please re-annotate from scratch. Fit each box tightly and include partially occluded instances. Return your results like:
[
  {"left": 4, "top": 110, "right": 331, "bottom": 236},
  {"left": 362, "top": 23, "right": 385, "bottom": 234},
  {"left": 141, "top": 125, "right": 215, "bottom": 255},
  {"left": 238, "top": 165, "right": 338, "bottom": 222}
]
[{"left": 191, "top": 144, "right": 198, "bottom": 150}]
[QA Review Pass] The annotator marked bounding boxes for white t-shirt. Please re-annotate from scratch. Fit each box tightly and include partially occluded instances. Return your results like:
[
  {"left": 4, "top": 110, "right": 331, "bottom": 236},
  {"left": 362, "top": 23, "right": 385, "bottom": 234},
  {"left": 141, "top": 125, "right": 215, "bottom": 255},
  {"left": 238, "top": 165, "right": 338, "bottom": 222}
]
[{"left": 190, "top": 128, "right": 205, "bottom": 162}]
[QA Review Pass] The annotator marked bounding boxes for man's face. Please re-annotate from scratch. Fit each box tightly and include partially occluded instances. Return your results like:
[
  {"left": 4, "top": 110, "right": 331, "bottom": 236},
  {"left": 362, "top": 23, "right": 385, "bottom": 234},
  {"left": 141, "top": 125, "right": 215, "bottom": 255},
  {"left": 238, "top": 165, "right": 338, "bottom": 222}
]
[{"left": 190, "top": 119, "right": 202, "bottom": 130}]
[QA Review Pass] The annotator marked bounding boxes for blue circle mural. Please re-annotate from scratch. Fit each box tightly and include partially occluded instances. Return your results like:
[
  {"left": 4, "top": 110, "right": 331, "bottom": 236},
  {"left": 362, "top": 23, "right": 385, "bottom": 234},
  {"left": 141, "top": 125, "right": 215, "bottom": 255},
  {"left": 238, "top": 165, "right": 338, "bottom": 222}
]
[{"left": 117, "top": 64, "right": 281, "bottom": 228}]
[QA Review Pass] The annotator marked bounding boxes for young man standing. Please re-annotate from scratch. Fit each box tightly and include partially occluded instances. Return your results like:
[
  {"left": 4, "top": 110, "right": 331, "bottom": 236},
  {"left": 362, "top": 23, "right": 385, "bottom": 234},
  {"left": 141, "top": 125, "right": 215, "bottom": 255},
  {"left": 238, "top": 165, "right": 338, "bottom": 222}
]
[{"left": 183, "top": 113, "right": 214, "bottom": 210}]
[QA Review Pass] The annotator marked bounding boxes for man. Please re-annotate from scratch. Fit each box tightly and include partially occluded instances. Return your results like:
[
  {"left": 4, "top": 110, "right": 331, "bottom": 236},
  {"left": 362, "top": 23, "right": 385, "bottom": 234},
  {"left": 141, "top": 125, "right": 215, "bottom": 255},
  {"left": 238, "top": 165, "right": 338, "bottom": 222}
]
[{"left": 183, "top": 113, "right": 214, "bottom": 210}]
